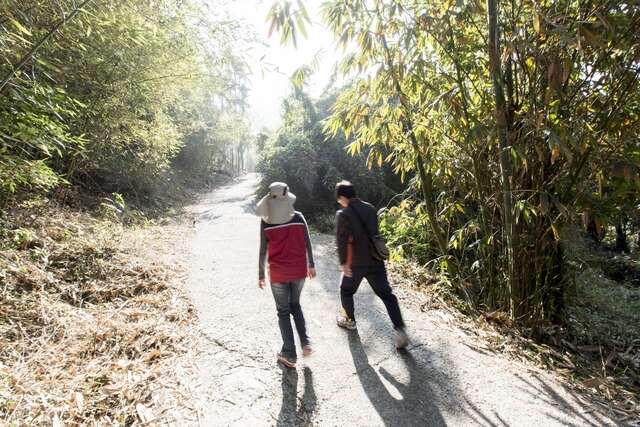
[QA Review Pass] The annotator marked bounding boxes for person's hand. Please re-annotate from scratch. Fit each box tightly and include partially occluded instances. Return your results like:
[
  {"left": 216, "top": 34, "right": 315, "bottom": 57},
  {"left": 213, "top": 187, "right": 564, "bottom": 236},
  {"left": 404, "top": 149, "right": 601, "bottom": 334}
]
[
  {"left": 258, "top": 279, "right": 266, "bottom": 289},
  {"left": 341, "top": 264, "right": 352, "bottom": 278},
  {"left": 308, "top": 267, "right": 317, "bottom": 279}
]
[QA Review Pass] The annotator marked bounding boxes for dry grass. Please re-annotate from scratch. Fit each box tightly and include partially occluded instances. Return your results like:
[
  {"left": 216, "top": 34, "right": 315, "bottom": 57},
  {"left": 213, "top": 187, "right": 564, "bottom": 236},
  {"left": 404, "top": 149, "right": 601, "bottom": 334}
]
[
  {"left": 387, "top": 258, "right": 640, "bottom": 423},
  {"left": 0, "top": 196, "right": 197, "bottom": 425}
]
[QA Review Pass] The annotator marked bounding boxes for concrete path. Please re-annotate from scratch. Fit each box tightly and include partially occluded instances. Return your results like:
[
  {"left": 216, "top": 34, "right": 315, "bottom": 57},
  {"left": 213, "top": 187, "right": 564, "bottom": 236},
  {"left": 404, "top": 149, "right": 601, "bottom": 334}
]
[{"left": 184, "top": 174, "right": 620, "bottom": 426}]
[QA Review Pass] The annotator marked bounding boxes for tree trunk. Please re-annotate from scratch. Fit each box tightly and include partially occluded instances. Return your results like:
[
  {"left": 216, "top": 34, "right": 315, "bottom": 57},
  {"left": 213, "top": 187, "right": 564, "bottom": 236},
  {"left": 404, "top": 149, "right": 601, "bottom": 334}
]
[
  {"left": 375, "top": 26, "right": 467, "bottom": 298},
  {"left": 378, "top": 36, "right": 450, "bottom": 264},
  {"left": 487, "top": 0, "right": 517, "bottom": 318},
  {"left": 616, "top": 217, "right": 629, "bottom": 253}
]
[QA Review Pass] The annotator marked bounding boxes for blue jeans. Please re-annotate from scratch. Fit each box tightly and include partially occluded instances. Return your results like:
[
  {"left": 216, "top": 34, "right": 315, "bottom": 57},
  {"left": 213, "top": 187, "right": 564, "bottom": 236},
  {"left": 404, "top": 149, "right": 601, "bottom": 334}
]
[{"left": 271, "top": 279, "right": 309, "bottom": 362}]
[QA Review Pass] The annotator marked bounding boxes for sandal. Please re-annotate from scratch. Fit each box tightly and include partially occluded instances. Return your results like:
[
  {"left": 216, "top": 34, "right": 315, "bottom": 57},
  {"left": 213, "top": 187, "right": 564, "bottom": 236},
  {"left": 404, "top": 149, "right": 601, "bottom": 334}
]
[
  {"left": 302, "top": 345, "right": 314, "bottom": 357},
  {"left": 277, "top": 353, "right": 296, "bottom": 368}
]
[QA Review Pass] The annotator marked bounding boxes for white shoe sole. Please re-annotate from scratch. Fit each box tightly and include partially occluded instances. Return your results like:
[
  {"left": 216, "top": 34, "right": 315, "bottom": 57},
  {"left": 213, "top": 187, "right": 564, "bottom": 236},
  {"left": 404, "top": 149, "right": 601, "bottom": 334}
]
[
  {"left": 336, "top": 316, "right": 357, "bottom": 330},
  {"left": 395, "top": 334, "right": 409, "bottom": 349}
]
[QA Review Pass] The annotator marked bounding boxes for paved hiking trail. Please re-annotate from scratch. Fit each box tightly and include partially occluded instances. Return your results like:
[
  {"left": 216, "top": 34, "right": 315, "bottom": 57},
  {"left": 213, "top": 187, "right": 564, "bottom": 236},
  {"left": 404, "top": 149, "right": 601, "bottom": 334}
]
[{"left": 184, "top": 174, "right": 619, "bottom": 427}]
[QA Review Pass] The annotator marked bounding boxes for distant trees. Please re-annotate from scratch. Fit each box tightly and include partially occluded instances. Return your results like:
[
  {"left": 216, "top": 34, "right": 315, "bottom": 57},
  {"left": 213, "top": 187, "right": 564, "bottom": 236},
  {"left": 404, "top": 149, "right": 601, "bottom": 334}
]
[
  {"left": 257, "top": 89, "right": 405, "bottom": 224},
  {"left": 0, "top": 0, "right": 252, "bottom": 203}
]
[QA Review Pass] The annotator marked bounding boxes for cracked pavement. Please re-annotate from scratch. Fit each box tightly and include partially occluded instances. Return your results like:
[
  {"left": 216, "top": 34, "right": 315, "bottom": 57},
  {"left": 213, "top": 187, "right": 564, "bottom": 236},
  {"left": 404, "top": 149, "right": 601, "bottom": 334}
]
[{"left": 184, "top": 174, "right": 621, "bottom": 426}]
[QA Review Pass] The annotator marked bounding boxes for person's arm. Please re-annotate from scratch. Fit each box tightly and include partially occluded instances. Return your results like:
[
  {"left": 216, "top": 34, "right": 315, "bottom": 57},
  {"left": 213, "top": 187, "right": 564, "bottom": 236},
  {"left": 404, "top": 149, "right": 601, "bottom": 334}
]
[
  {"left": 300, "top": 214, "right": 315, "bottom": 268},
  {"left": 299, "top": 214, "right": 316, "bottom": 278},
  {"left": 336, "top": 210, "right": 349, "bottom": 266},
  {"left": 258, "top": 221, "right": 267, "bottom": 286}
]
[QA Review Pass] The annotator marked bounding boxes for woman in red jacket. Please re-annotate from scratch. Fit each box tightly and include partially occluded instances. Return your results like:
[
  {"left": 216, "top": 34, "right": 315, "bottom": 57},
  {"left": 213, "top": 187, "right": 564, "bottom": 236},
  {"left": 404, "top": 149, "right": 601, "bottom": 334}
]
[{"left": 257, "top": 182, "right": 316, "bottom": 368}]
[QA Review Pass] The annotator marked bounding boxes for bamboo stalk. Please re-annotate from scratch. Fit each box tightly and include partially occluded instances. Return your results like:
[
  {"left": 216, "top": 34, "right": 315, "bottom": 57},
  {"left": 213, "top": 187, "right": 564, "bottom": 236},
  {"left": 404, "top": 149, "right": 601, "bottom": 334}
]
[{"left": 486, "top": 0, "right": 516, "bottom": 319}]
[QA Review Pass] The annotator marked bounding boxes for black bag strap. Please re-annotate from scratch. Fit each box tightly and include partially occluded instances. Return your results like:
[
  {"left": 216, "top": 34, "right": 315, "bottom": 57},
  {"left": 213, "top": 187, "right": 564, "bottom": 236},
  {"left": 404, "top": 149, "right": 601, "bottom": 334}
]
[{"left": 349, "top": 203, "right": 374, "bottom": 239}]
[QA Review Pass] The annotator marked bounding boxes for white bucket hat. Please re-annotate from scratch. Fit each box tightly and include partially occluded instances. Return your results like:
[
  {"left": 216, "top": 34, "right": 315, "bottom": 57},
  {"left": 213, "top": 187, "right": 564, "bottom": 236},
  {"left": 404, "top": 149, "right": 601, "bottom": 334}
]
[{"left": 256, "top": 182, "right": 296, "bottom": 224}]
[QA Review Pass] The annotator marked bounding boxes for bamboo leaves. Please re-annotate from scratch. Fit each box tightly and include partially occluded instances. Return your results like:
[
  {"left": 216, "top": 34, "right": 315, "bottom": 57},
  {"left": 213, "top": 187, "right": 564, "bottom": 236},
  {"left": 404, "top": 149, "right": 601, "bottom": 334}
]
[
  {"left": 1, "top": 0, "right": 251, "bottom": 199},
  {"left": 269, "top": 0, "right": 640, "bottom": 324},
  {"left": 267, "top": 1, "right": 310, "bottom": 48},
  {"left": 8, "top": 17, "right": 32, "bottom": 36},
  {"left": 0, "top": 0, "right": 96, "bottom": 95}
]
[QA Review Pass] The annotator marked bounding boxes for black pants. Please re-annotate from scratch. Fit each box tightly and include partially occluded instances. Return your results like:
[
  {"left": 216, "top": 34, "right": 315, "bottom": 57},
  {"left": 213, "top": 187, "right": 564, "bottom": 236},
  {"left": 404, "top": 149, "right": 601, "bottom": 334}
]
[{"left": 340, "top": 263, "right": 405, "bottom": 330}]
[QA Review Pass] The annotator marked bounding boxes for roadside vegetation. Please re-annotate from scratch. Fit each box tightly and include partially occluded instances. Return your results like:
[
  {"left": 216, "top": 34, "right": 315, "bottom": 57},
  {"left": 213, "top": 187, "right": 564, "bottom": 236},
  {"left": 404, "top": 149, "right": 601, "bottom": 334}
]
[
  {"left": 0, "top": 0, "right": 251, "bottom": 203},
  {"left": 1, "top": 195, "right": 196, "bottom": 424},
  {"left": 2, "top": 0, "right": 639, "bottom": 422},
  {"left": 1, "top": 0, "right": 251, "bottom": 423}
]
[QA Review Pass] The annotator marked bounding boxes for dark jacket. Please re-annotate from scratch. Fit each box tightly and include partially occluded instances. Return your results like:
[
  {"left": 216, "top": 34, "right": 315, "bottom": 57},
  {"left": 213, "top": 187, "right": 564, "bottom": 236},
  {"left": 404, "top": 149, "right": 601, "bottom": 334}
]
[{"left": 336, "top": 198, "right": 382, "bottom": 267}]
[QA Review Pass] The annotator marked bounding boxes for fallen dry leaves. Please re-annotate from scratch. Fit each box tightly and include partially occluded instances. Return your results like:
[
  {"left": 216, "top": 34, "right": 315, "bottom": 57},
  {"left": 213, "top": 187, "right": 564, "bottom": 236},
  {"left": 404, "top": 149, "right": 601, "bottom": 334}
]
[{"left": 0, "top": 197, "right": 197, "bottom": 425}]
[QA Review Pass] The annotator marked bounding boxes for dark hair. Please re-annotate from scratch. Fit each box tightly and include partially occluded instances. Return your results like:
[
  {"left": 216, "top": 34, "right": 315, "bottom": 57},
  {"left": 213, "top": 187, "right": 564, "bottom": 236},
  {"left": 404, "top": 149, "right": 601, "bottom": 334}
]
[{"left": 335, "top": 180, "right": 356, "bottom": 199}]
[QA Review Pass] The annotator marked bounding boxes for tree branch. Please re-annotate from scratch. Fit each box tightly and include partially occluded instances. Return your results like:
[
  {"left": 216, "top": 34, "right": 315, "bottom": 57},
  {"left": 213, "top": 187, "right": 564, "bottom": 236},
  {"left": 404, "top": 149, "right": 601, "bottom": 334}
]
[{"left": 0, "top": 0, "right": 95, "bottom": 95}]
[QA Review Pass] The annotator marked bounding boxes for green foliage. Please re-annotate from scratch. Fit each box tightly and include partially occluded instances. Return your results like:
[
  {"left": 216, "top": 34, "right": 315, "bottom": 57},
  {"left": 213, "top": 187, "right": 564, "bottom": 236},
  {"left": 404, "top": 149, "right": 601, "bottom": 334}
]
[
  {"left": 267, "top": 1, "right": 310, "bottom": 48},
  {"left": 257, "top": 90, "right": 403, "bottom": 220},
  {"left": 99, "top": 192, "right": 125, "bottom": 219},
  {"left": 0, "top": 158, "right": 61, "bottom": 196},
  {"left": 175, "top": 111, "right": 252, "bottom": 185},
  {"left": 313, "top": 212, "right": 338, "bottom": 233},
  {"left": 570, "top": 274, "right": 640, "bottom": 346},
  {"left": 379, "top": 200, "right": 435, "bottom": 263},
  {"left": 0, "top": 77, "right": 84, "bottom": 197},
  {"left": 271, "top": 0, "right": 640, "bottom": 324},
  {"left": 0, "top": 0, "right": 252, "bottom": 203},
  {"left": 11, "top": 228, "right": 37, "bottom": 251},
  {"left": 565, "top": 234, "right": 640, "bottom": 347}
]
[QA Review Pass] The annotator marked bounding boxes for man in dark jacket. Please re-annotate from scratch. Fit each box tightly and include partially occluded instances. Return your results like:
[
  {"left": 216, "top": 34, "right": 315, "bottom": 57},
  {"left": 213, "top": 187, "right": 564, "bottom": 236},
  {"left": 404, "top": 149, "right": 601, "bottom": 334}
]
[{"left": 334, "top": 180, "right": 408, "bottom": 349}]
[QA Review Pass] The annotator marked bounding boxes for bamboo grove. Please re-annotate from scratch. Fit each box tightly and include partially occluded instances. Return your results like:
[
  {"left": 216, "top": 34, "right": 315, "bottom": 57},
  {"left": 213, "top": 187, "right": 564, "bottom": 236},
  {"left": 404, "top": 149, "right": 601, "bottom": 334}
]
[
  {"left": 0, "top": 0, "right": 252, "bottom": 203},
  {"left": 271, "top": 0, "right": 640, "bottom": 324}
]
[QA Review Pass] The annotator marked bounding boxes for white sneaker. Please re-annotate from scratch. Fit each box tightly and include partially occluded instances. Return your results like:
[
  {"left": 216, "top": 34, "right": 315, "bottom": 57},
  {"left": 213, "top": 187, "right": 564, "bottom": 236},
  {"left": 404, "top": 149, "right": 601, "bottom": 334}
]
[
  {"left": 395, "top": 329, "right": 409, "bottom": 349},
  {"left": 336, "top": 315, "right": 357, "bottom": 330}
]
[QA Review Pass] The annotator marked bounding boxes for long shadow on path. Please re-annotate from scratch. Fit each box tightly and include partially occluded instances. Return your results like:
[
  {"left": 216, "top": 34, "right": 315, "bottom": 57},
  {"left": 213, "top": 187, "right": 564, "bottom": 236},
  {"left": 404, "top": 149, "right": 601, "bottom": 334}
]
[
  {"left": 187, "top": 176, "right": 621, "bottom": 426},
  {"left": 310, "top": 235, "right": 617, "bottom": 426},
  {"left": 277, "top": 366, "right": 317, "bottom": 426},
  {"left": 309, "top": 235, "right": 464, "bottom": 425},
  {"left": 348, "top": 331, "right": 447, "bottom": 427}
]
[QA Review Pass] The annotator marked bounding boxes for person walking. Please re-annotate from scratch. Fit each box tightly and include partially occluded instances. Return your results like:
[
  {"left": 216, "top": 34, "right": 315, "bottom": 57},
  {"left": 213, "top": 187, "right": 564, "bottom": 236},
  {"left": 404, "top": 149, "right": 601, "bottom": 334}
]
[
  {"left": 257, "top": 182, "right": 316, "bottom": 368},
  {"left": 334, "top": 180, "right": 409, "bottom": 349}
]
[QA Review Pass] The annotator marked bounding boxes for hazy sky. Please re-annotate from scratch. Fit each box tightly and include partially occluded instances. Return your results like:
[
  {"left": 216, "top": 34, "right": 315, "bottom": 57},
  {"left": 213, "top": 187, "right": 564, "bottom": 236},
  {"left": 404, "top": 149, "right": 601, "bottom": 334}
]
[{"left": 229, "top": 0, "right": 341, "bottom": 131}]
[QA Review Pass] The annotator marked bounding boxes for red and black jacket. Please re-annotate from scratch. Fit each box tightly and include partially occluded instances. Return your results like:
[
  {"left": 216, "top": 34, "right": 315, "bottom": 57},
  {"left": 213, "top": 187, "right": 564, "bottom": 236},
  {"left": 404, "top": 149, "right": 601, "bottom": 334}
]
[{"left": 258, "top": 212, "right": 315, "bottom": 283}]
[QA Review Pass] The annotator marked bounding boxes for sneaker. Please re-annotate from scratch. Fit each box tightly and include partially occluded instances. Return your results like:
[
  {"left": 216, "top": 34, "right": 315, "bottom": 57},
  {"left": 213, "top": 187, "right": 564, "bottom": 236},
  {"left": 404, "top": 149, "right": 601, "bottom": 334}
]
[
  {"left": 277, "top": 353, "right": 296, "bottom": 368},
  {"left": 302, "top": 345, "right": 314, "bottom": 357},
  {"left": 336, "top": 315, "right": 357, "bottom": 330},
  {"left": 395, "top": 328, "right": 409, "bottom": 349}
]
